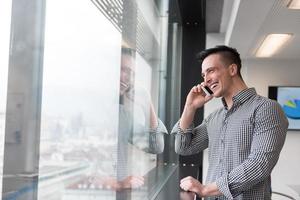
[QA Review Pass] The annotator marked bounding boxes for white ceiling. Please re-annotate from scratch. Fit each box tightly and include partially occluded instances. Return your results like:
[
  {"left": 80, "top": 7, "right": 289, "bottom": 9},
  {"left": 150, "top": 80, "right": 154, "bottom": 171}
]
[
  {"left": 220, "top": 0, "right": 300, "bottom": 59},
  {"left": 206, "top": 0, "right": 224, "bottom": 32}
]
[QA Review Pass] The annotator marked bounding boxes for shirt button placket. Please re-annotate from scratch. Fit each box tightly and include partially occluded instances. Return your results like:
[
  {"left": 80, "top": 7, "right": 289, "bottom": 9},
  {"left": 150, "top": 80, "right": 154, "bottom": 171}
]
[{"left": 219, "top": 116, "right": 227, "bottom": 177}]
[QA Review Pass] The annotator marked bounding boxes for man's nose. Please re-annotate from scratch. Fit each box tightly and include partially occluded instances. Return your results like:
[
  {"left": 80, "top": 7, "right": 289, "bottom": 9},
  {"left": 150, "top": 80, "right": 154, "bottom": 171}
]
[{"left": 204, "top": 75, "right": 212, "bottom": 84}]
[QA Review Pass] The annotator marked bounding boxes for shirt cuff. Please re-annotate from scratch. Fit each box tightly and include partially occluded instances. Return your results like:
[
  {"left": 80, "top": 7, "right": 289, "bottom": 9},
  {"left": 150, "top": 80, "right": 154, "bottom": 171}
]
[
  {"left": 177, "top": 120, "right": 194, "bottom": 135},
  {"left": 216, "top": 176, "right": 234, "bottom": 200},
  {"left": 149, "top": 119, "right": 167, "bottom": 134}
]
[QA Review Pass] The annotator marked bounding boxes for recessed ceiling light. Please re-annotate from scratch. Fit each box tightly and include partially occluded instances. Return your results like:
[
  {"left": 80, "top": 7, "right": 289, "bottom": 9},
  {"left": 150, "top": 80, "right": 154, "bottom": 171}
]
[
  {"left": 255, "top": 34, "right": 293, "bottom": 58},
  {"left": 287, "top": 0, "right": 300, "bottom": 9}
]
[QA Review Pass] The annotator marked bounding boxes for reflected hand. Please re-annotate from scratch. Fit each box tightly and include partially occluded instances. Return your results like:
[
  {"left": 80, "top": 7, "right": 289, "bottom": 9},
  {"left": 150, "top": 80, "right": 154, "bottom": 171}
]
[
  {"left": 120, "top": 175, "right": 145, "bottom": 189},
  {"left": 125, "top": 86, "right": 159, "bottom": 128},
  {"left": 98, "top": 175, "right": 145, "bottom": 190},
  {"left": 97, "top": 177, "right": 120, "bottom": 190}
]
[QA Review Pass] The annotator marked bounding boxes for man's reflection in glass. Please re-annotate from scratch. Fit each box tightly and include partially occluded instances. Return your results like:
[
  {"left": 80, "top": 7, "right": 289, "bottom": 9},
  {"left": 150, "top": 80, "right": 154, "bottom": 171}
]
[
  {"left": 92, "top": 46, "right": 167, "bottom": 191},
  {"left": 119, "top": 46, "right": 166, "bottom": 153}
]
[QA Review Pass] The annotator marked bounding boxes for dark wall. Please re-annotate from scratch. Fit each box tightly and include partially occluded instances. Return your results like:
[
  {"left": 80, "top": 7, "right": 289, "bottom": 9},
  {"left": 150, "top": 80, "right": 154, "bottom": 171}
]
[
  {"left": 179, "top": 0, "right": 206, "bottom": 166},
  {"left": 163, "top": 0, "right": 206, "bottom": 186}
]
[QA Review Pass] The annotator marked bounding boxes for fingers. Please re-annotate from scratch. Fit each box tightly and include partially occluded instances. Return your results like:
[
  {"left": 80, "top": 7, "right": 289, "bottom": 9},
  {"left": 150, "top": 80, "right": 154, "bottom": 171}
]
[
  {"left": 204, "top": 94, "right": 214, "bottom": 102},
  {"left": 191, "top": 84, "right": 204, "bottom": 94},
  {"left": 130, "top": 178, "right": 144, "bottom": 188},
  {"left": 180, "top": 176, "right": 196, "bottom": 183},
  {"left": 179, "top": 176, "right": 204, "bottom": 193},
  {"left": 191, "top": 85, "right": 198, "bottom": 93},
  {"left": 125, "top": 175, "right": 145, "bottom": 188},
  {"left": 191, "top": 82, "right": 209, "bottom": 93},
  {"left": 180, "top": 176, "right": 196, "bottom": 191}
]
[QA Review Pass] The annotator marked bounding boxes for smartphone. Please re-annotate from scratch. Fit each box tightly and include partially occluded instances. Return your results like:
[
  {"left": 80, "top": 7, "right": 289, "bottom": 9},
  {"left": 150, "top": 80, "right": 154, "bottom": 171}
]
[{"left": 202, "top": 86, "right": 213, "bottom": 96}]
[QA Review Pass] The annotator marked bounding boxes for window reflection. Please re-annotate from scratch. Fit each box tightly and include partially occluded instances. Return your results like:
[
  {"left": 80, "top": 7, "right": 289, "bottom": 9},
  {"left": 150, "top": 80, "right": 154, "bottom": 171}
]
[
  {"left": 38, "top": 0, "right": 168, "bottom": 198},
  {"left": 0, "top": 0, "right": 171, "bottom": 199},
  {"left": 2, "top": 0, "right": 171, "bottom": 198},
  {"left": 90, "top": 46, "right": 167, "bottom": 193}
]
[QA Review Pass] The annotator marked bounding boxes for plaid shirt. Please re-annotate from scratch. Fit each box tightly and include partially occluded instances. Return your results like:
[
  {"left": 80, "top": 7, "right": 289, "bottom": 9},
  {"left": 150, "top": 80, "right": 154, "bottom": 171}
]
[{"left": 172, "top": 88, "right": 288, "bottom": 199}]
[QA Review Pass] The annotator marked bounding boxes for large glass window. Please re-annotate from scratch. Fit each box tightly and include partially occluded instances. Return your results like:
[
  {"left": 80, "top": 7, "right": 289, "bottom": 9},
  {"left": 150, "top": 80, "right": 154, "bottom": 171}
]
[
  {"left": 38, "top": 0, "right": 121, "bottom": 199},
  {"left": 2, "top": 0, "right": 171, "bottom": 199},
  {"left": 0, "top": 0, "right": 12, "bottom": 197}
]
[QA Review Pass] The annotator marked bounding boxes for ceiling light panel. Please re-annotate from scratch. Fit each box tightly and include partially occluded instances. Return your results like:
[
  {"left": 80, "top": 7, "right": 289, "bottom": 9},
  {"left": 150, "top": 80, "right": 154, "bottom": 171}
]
[
  {"left": 255, "top": 34, "right": 293, "bottom": 58},
  {"left": 287, "top": 0, "right": 300, "bottom": 9}
]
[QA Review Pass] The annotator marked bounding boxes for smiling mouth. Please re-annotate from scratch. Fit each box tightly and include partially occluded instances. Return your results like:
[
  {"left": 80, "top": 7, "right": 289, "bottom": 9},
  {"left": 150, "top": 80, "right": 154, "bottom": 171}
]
[{"left": 210, "top": 83, "right": 218, "bottom": 90}]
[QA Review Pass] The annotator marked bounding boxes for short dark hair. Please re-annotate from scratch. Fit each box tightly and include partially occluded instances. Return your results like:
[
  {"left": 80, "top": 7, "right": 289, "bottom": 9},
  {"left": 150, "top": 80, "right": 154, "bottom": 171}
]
[{"left": 196, "top": 45, "right": 242, "bottom": 78}]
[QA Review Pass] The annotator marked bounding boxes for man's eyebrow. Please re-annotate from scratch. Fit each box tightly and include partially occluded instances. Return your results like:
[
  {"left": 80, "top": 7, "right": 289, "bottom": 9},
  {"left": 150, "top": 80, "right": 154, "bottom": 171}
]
[{"left": 201, "top": 66, "right": 214, "bottom": 76}]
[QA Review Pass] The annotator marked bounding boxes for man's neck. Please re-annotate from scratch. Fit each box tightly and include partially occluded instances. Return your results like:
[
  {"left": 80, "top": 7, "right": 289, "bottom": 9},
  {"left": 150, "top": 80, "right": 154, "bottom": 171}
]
[{"left": 224, "top": 79, "right": 248, "bottom": 109}]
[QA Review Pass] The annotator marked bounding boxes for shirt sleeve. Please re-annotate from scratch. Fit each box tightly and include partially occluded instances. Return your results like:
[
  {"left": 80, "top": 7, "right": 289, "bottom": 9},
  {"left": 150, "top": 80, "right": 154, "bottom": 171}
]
[
  {"left": 132, "top": 118, "right": 167, "bottom": 154},
  {"left": 148, "top": 118, "right": 167, "bottom": 154},
  {"left": 216, "top": 100, "right": 288, "bottom": 199},
  {"left": 171, "top": 118, "right": 209, "bottom": 156}
]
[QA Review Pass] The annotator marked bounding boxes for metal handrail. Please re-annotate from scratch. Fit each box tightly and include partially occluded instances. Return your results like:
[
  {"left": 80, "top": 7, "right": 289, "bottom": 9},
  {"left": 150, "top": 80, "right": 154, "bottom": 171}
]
[{"left": 272, "top": 191, "right": 297, "bottom": 200}]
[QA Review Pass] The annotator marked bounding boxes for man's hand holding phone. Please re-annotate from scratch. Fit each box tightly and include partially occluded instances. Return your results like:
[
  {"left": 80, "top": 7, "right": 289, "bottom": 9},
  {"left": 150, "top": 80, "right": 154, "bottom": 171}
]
[
  {"left": 185, "top": 83, "right": 213, "bottom": 110},
  {"left": 202, "top": 85, "right": 213, "bottom": 96},
  {"left": 180, "top": 83, "right": 213, "bottom": 131}
]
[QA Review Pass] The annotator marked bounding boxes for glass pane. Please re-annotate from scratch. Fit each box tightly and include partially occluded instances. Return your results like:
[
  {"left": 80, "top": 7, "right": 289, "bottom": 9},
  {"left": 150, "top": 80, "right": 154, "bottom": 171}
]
[
  {"left": 38, "top": 0, "right": 121, "bottom": 199},
  {"left": 38, "top": 0, "right": 170, "bottom": 199},
  {"left": 118, "top": 0, "right": 169, "bottom": 198},
  {"left": 0, "top": 0, "right": 12, "bottom": 197},
  {"left": 1, "top": 0, "right": 172, "bottom": 199}
]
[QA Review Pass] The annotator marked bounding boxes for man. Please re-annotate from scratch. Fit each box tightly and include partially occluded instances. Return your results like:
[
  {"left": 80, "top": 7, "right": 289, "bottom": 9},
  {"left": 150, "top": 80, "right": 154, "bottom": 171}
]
[
  {"left": 119, "top": 46, "right": 166, "bottom": 154},
  {"left": 96, "top": 46, "right": 167, "bottom": 190},
  {"left": 172, "top": 45, "right": 288, "bottom": 199}
]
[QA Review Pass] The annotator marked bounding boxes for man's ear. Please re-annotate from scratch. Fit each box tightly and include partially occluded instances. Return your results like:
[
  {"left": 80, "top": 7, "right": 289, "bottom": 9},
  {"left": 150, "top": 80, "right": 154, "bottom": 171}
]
[{"left": 229, "top": 64, "right": 238, "bottom": 76}]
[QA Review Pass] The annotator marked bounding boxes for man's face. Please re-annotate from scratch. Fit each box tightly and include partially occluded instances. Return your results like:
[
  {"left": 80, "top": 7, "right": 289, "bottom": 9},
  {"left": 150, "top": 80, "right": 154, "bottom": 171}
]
[
  {"left": 201, "top": 54, "right": 232, "bottom": 98},
  {"left": 120, "top": 54, "right": 135, "bottom": 95}
]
